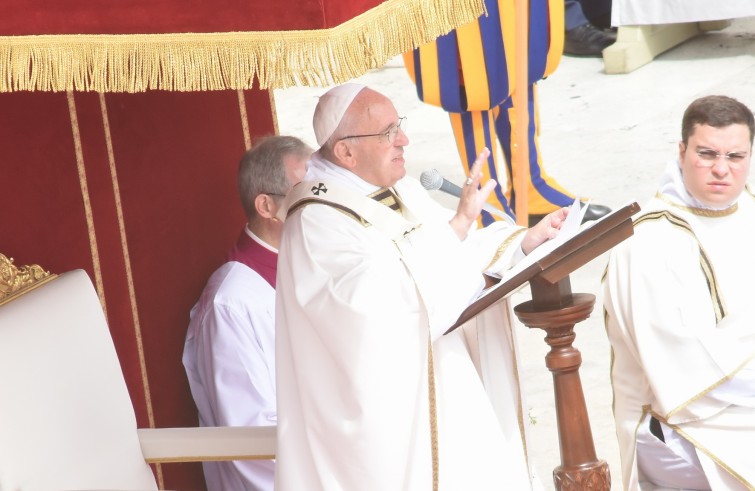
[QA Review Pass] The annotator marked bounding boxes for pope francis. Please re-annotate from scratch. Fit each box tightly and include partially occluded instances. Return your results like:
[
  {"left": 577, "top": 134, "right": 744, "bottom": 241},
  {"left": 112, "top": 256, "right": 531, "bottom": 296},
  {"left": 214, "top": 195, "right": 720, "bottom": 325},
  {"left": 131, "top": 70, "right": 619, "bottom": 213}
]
[{"left": 274, "top": 83, "right": 568, "bottom": 491}]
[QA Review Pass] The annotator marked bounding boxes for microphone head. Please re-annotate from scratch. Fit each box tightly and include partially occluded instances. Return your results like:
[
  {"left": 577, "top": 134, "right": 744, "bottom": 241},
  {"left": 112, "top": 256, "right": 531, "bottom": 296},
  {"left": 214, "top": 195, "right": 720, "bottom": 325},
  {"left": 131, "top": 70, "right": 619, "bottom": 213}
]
[{"left": 419, "top": 168, "right": 443, "bottom": 191}]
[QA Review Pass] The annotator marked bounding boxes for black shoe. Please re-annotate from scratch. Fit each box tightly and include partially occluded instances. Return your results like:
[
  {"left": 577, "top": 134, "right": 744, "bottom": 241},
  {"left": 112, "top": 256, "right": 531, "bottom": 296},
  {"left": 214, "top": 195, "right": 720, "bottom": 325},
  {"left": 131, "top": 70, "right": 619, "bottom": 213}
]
[
  {"left": 526, "top": 203, "right": 612, "bottom": 227},
  {"left": 564, "top": 23, "right": 617, "bottom": 56}
]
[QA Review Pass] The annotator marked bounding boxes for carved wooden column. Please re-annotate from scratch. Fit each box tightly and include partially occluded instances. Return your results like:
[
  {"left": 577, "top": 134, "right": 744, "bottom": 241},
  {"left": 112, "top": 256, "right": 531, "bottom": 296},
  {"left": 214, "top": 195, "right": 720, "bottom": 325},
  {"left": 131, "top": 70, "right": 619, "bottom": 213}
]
[
  {"left": 514, "top": 275, "right": 611, "bottom": 491},
  {"left": 447, "top": 202, "right": 639, "bottom": 490}
]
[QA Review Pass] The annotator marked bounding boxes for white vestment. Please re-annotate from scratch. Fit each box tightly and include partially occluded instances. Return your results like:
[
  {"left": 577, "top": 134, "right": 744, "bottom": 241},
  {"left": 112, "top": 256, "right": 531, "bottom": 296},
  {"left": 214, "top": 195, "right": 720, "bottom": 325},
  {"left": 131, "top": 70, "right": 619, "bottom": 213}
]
[
  {"left": 183, "top": 229, "right": 277, "bottom": 491},
  {"left": 275, "top": 153, "right": 539, "bottom": 491},
  {"left": 603, "top": 161, "right": 755, "bottom": 491}
]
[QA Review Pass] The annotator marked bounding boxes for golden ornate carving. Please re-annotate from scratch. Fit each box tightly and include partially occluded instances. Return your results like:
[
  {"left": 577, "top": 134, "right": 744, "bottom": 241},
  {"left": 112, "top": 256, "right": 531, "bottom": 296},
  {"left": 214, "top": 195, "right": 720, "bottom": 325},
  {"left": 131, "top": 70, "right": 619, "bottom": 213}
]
[
  {"left": 0, "top": 253, "right": 56, "bottom": 305},
  {"left": 554, "top": 463, "right": 611, "bottom": 490}
]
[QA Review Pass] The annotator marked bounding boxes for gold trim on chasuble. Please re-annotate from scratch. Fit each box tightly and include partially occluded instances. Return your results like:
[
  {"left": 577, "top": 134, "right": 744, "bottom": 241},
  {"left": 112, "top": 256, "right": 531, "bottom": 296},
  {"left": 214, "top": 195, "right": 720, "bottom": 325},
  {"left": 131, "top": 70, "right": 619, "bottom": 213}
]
[
  {"left": 657, "top": 192, "right": 739, "bottom": 218},
  {"left": 667, "top": 350, "right": 755, "bottom": 422},
  {"left": 484, "top": 228, "right": 527, "bottom": 271},
  {"left": 287, "top": 198, "right": 368, "bottom": 225},
  {"left": 604, "top": 308, "right": 616, "bottom": 415},
  {"left": 606, "top": 206, "right": 746, "bottom": 488},
  {"left": 633, "top": 210, "right": 726, "bottom": 323},
  {"left": 286, "top": 190, "right": 439, "bottom": 489},
  {"left": 631, "top": 211, "right": 752, "bottom": 429},
  {"left": 368, "top": 187, "right": 403, "bottom": 213},
  {"left": 642, "top": 406, "right": 753, "bottom": 490},
  {"left": 287, "top": 186, "right": 405, "bottom": 225},
  {"left": 427, "top": 340, "right": 439, "bottom": 491}
]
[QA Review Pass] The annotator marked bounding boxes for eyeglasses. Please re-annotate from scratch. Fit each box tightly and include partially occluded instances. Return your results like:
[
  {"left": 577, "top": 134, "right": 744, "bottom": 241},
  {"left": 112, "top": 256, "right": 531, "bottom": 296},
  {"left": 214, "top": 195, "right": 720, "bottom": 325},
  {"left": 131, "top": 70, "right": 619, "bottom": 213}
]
[
  {"left": 339, "top": 117, "right": 406, "bottom": 144},
  {"left": 693, "top": 147, "right": 750, "bottom": 168}
]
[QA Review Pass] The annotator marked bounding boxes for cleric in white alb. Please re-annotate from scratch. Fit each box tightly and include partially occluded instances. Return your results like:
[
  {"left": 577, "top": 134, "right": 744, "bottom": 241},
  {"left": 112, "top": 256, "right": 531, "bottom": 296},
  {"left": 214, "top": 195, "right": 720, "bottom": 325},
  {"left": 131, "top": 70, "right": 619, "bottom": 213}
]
[{"left": 603, "top": 95, "right": 755, "bottom": 490}]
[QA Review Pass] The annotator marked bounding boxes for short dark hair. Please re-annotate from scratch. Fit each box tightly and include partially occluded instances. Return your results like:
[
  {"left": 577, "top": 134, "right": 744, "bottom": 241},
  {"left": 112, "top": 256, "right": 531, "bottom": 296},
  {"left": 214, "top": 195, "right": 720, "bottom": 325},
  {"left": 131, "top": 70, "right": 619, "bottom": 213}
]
[
  {"left": 681, "top": 95, "right": 755, "bottom": 145},
  {"left": 238, "top": 135, "right": 311, "bottom": 219}
]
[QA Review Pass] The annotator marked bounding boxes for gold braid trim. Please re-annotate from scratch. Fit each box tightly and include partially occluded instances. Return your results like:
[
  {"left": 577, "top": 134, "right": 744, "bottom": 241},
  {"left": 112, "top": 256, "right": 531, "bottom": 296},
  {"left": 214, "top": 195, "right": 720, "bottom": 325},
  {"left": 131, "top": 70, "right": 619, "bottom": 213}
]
[
  {"left": 0, "top": 0, "right": 485, "bottom": 93},
  {"left": 647, "top": 406, "right": 753, "bottom": 488},
  {"left": 634, "top": 210, "right": 726, "bottom": 323},
  {"left": 484, "top": 228, "right": 527, "bottom": 271},
  {"left": 656, "top": 192, "right": 738, "bottom": 218},
  {"left": 427, "top": 339, "right": 439, "bottom": 491}
]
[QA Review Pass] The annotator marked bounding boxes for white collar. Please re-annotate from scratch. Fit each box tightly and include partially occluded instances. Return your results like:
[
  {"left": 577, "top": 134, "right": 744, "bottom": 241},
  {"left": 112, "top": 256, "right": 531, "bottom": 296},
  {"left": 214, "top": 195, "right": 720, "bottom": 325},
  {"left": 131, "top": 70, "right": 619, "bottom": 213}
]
[
  {"left": 657, "top": 158, "right": 737, "bottom": 211},
  {"left": 244, "top": 225, "right": 278, "bottom": 253},
  {"left": 307, "top": 151, "right": 382, "bottom": 196}
]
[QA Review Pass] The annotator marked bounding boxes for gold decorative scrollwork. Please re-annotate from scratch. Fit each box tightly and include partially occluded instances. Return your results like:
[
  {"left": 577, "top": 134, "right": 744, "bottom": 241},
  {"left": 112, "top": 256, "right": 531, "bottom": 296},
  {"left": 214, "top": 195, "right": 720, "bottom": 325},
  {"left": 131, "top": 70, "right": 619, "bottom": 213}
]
[
  {"left": 0, "top": 253, "right": 56, "bottom": 305},
  {"left": 554, "top": 462, "right": 611, "bottom": 491}
]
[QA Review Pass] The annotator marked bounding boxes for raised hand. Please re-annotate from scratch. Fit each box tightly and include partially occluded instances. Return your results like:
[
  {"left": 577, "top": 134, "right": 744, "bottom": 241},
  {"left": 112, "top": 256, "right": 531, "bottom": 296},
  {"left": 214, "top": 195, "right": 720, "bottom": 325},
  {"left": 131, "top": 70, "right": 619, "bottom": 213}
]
[{"left": 449, "top": 148, "right": 497, "bottom": 239}]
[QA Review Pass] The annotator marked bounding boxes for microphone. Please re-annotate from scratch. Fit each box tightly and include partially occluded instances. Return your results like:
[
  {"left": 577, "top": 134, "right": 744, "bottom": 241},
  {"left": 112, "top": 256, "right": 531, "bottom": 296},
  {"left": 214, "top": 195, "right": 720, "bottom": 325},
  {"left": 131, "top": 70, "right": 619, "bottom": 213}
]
[
  {"left": 420, "top": 167, "right": 464, "bottom": 197},
  {"left": 420, "top": 168, "right": 515, "bottom": 224}
]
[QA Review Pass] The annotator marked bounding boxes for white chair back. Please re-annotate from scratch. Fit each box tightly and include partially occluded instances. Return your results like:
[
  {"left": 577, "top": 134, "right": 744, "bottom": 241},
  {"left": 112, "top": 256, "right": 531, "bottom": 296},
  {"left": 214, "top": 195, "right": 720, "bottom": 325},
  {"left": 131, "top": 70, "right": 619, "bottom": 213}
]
[{"left": 0, "top": 269, "right": 158, "bottom": 490}]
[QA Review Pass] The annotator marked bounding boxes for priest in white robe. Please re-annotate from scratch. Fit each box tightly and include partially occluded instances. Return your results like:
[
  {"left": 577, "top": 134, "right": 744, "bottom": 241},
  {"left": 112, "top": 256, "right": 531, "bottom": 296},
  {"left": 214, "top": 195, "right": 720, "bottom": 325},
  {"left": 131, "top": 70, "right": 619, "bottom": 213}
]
[
  {"left": 274, "top": 83, "right": 568, "bottom": 491},
  {"left": 183, "top": 136, "right": 310, "bottom": 491},
  {"left": 603, "top": 95, "right": 755, "bottom": 491}
]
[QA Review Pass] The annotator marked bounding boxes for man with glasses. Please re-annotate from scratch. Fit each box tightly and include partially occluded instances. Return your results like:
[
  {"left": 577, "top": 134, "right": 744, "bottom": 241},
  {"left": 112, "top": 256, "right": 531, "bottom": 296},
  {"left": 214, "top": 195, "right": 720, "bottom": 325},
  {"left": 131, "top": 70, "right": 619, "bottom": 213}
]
[
  {"left": 274, "top": 82, "right": 569, "bottom": 490},
  {"left": 603, "top": 95, "right": 755, "bottom": 490},
  {"left": 183, "top": 135, "right": 310, "bottom": 491}
]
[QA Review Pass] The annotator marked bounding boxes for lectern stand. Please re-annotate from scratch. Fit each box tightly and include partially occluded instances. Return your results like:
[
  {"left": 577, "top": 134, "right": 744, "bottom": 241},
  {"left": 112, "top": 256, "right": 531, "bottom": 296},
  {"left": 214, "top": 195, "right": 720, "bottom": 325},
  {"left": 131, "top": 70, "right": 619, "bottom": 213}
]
[{"left": 448, "top": 201, "right": 640, "bottom": 491}]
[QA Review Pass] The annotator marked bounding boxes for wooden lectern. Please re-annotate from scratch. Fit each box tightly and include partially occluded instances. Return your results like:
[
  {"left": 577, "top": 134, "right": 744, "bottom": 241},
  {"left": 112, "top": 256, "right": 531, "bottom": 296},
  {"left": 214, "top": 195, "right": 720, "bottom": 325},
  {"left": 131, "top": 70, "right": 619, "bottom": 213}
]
[{"left": 449, "top": 201, "right": 641, "bottom": 490}]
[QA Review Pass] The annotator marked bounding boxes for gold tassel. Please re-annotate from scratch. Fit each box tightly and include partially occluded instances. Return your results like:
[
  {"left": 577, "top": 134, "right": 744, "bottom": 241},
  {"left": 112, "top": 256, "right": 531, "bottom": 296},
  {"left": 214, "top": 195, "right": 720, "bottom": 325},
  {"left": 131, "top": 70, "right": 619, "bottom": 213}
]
[{"left": 0, "top": 0, "right": 486, "bottom": 93}]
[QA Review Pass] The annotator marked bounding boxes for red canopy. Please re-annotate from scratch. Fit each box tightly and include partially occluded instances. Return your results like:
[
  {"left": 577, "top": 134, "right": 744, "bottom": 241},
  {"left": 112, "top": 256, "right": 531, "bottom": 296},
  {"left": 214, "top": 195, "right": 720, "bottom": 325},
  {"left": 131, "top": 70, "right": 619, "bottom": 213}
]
[{"left": 1, "top": 0, "right": 486, "bottom": 91}]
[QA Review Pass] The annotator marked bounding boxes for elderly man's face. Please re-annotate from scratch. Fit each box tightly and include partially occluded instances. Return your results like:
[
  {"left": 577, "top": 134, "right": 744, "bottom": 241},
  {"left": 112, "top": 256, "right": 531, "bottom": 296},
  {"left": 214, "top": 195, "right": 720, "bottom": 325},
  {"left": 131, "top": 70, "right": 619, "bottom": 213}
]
[
  {"left": 345, "top": 91, "right": 409, "bottom": 188},
  {"left": 678, "top": 123, "right": 751, "bottom": 208}
]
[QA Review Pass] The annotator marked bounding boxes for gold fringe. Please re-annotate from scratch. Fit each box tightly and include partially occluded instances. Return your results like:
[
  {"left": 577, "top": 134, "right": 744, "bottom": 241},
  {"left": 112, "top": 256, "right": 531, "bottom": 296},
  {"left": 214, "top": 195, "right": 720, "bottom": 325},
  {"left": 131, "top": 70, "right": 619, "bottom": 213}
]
[{"left": 0, "top": 0, "right": 485, "bottom": 93}]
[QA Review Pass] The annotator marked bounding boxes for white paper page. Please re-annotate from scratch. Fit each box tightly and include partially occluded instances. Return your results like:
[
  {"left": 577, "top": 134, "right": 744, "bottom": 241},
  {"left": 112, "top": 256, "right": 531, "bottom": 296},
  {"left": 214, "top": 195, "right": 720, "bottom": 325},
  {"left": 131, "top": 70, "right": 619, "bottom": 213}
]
[
  {"left": 475, "top": 199, "right": 584, "bottom": 299},
  {"left": 502, "top": 198, "right": 585, "bottom": 279},
  {"left": 474, "top": 200, "right": 635, "bottom": 301}
]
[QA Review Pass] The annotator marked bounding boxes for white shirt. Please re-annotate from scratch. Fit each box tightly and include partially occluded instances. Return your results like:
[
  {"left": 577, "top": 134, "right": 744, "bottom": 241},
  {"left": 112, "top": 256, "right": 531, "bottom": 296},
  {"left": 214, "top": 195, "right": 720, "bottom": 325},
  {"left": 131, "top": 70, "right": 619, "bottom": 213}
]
[{"left": 183, "top": 229, "right": 277, "bottom": 491}]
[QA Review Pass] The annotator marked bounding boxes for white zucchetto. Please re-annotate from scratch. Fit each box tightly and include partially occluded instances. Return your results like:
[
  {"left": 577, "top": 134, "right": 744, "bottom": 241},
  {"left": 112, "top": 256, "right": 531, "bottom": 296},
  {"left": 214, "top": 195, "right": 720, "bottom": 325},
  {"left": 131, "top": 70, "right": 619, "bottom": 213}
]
[{"left": 313, "top": 83, "right": 367, "bottom": 147}]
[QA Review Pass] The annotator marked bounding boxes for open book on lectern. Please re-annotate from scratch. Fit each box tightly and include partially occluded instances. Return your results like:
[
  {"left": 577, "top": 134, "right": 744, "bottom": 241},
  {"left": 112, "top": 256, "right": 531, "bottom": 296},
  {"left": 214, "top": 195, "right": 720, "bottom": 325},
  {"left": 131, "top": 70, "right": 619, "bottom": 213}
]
[{"left": 445, "top": 200, "right": 641, "bottom": 334}]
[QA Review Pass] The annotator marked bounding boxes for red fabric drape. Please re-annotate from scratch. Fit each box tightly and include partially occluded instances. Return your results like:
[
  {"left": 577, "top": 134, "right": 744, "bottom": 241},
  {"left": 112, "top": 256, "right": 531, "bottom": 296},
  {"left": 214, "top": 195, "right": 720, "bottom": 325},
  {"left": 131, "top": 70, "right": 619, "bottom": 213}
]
[
  {"left": 1, "top": 0, "right": 384, "bottom": 35},
  {"left": 0, "top": 88, "right": 274, "bottom": 490}
]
